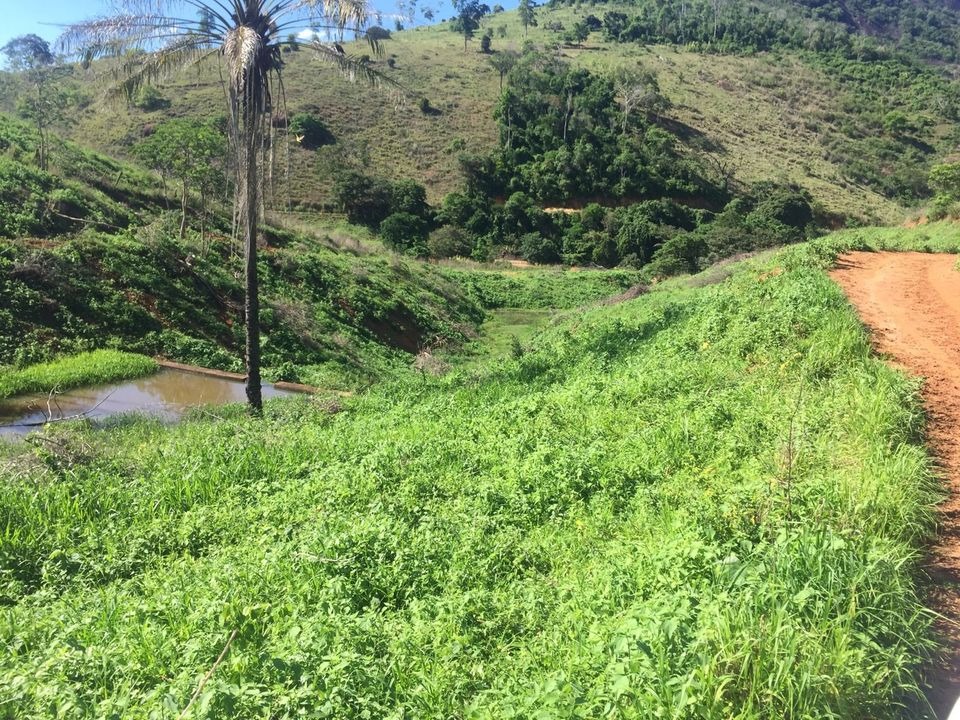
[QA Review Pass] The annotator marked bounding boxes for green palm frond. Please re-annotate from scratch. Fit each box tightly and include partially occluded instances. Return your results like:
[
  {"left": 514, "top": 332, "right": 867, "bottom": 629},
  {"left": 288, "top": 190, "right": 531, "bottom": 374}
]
[
  {"left": 113, "top": 41, "right": 219, "bottom": 102},
  {"left": 310, "top": 41, "right": 406, "bottom": 96}
]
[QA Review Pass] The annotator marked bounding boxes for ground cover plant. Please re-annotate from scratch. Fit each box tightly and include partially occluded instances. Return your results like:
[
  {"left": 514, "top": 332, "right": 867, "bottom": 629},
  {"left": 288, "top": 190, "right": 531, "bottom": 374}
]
[
  {"left": 0, "top": 222, "right": 647, "bottom": 390},
  {"left": 0, "top": 229, "right": 942, "bottom": 718},
  {"left": 0, "top": 349, "right": 156, "bottom": 400}
]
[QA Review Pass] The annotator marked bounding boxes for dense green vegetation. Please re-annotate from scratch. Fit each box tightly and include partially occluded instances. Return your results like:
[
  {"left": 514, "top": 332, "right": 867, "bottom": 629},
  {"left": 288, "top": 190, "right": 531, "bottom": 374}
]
[
  {"left": 0, "top": 163, "right": 642, "bottom": 392},
  {"left": 336, "top": 53, "right": 821, "bottom": 270},
  {"left": 584, "top": 0, "right": 960, "bottom": 60},
  {"left": 0, "top": 349, "right": 155, "bottom": 400},
  {"left": 0, "top": 115, "right": 155, "bottom": 238},
  {"left": 0, "top": 231, "right": 941, "bottom": 717},
  {"left": 441, "top": 266, "right": 644, "bottom": 308},
  {"left": 0, "top": 3, "right": 959, "bottom": 712},
  {"left": 0, "top": 224, "right": 486, "bottom": 389}
]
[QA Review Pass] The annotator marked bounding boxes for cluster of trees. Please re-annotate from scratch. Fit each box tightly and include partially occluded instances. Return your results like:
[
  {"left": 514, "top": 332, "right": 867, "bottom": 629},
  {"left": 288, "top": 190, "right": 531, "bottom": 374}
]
[
  {"left": 332, "top": 51, "right": 814, "bottom": 272},
  {"left": 553, "top": 0, "right": 960, "bottom": 61},
  {"left": 134, "top": 119, "right": 226, "bottom": 241},
  {"left": 428, "top": 181, "right": 813, "bottom": 271},
  {"left": 336, "top": 168, "right": 813, "bottom": 272},
  {"left": 478, "top": 54, "right": 708, "bottom": 204}
]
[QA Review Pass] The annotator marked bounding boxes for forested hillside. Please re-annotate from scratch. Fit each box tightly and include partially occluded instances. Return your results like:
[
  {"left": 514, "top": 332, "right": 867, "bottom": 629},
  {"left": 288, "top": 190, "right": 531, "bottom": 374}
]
[{"left": 3, "top": 0, "right": 956, "bottom": 228}]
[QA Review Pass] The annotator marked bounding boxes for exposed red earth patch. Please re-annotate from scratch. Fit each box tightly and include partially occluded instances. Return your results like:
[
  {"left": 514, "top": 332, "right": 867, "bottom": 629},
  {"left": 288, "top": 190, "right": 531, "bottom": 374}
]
[{"left": 831, "top": 251, "right": 960, "bottom": 718}]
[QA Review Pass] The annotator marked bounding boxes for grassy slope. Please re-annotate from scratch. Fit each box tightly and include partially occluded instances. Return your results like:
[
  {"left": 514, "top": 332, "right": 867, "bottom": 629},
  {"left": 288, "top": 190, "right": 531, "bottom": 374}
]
[
  {"left": 0, "top": 228, "right": 947, "bottom": 718},
  {"left": 0, "top": 350, "right": 156, "bottom": 400},
  {"left": 0, "top": 219, "right": 643, "bottom": 390},
  {"left": 0, "top": 113, "right": 645, "bottom": 388},
  {"left": 47, "top": 4, "right": 921, "bottom": 223}
]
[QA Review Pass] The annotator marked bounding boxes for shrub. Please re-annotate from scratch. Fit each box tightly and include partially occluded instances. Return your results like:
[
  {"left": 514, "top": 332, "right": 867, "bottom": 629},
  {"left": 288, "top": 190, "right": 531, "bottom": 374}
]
[
  {"left": 333, "top": 172, "right": 393, "bottom": 227},
  {"left": 646, "top": 232, "right": 708, "bottom": 276},
  {"left": 520, "top": 232, "right": 561, "bottom": 264},
  {"left": 427, "top": 225, "right": 474, "bottom": 258},
  {"left": 366, "top": 26, "right": 392, "bottom": 41},
  {"left": 132, "top": 85, "right": 169, "bottom": 112},
  {"left": 288, "top": 113, "right": 334, "bottom": 149},
  {"left": 390, "top": 179, "right": 430, "bottom": 219},
  {"left": 380, "top": 212, "right": 429, "bottom": 252}
]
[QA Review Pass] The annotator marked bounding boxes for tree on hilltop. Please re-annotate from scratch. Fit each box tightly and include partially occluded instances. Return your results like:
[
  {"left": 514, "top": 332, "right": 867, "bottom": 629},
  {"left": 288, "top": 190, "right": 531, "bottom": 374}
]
[
  {"left": 452, "top": 0, "right": 490, "bottom": 51},
  {"left": 60, "top": 0, "right": 399, "bottom": 413},
  {"left": 518, "top": 0, "right": 537, "bottom": 37},
  {"left": 2, "top": 34, "right": 74, "bottom": 171}
]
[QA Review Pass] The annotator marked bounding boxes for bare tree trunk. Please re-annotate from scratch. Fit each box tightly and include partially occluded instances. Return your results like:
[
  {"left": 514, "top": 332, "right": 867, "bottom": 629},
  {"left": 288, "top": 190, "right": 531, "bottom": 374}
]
[
  {"left": 35, "top": 84, "right": 47, "bottom": 172},
  {"left": 242, "top": 115, "right": 262, "bottom": 414},
  {"left": 159, "top": 172, "right": 170, "bottom": 210},
  {"left": 37, "top": 127, "right": 46, "bottom": 171},
  {"left": 179, "top": 181, "right": 188, "bottom": 240}
]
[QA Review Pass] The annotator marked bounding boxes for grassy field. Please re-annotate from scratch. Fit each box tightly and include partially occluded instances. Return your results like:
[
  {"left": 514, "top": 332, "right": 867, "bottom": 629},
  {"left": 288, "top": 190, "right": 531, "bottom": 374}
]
[
  {"left": 442, "top": 307, "right": 555, "bottom": 370},
  {"left": 36, "top": 3, "right": 939, "bottom": 223},
  {"left": 0, "top": 228, "right": 945, "bottom": 718},
  {"left": 0, "top": 350, "right": 156, "bottom": 400}
]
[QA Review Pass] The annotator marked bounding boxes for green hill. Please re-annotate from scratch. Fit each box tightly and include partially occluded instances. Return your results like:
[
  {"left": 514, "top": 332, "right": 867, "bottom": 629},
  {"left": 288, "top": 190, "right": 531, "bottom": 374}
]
[
  {"left": 0, "top": 229, "right": 947, "bottom": 718},
  {"left": 10, "top": 0, "right": 957, "bottom": 226},
  {"left": 3, "top": 3, "right": 960, "bottom": 714},
  {"left": 0, "top": 114, "right": 642, "bottom": 387}
]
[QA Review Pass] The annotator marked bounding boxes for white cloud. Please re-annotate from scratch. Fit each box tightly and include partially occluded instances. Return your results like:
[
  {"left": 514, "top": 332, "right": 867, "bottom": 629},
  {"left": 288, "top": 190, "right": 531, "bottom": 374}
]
[{"left": 296, "top": 27, "right": 330, "bottom": 42}]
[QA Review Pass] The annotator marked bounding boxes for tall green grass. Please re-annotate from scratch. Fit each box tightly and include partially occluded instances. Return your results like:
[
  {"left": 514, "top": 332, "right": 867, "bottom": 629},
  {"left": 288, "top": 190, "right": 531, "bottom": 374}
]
[
  {"left": 0, "top": 232, "right": 942, "bottom": 718},
  {"left": 0, "top": 350, "right": 157, "bottom": 400}
]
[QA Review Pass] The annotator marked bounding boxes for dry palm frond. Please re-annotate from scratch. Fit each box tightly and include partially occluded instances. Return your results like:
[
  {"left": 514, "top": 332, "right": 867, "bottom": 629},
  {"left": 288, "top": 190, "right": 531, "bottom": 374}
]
[
  {"left": 57, "top": 14, "right": 176, "bottom": 59},
  {"left": 315, "top": 0, "right": 371, "bottom": 30},
  {"left": 224, "top": 25, "right": 263, "bottom": 95}
]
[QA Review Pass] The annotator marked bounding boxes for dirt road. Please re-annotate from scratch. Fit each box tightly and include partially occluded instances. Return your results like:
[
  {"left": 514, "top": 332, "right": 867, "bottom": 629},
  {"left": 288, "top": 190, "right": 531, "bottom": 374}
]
[{"left": 831, "top": 251, "right": 960, "bottom": 718}]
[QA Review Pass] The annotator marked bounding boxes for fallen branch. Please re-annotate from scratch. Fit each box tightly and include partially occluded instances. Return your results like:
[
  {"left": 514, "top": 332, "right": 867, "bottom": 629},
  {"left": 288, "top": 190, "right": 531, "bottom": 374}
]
[
  {"left": 177, "top": 629, "right": 238, "bottom": 720},
  {"left": 0, "top": 390, "right": 117, "bottom": 430}
]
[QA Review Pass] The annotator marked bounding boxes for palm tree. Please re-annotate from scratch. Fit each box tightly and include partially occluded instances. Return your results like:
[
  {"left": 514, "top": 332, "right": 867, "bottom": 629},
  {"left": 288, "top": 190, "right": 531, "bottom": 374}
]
[{"left": 59, "top": 0, "right": 393, "bottom": 413}]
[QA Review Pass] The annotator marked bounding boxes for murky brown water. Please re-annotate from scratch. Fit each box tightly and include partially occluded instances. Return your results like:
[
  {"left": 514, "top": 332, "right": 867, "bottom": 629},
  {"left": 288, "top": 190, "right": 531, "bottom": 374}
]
[{"left": 0, "top": 369, "right": 297, "bottom": 437}]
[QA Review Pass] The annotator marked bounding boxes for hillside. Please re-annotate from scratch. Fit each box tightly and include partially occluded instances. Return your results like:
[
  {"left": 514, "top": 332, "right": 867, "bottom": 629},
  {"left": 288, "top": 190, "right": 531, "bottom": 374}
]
[
  {"left": 5, "top": 4, "right": 960, "bottom": 714},
  {"left": 1, "top": 229, "right": 948, "bottom": 717},
  {"left": 13, "top": 1, "right": 959, "bottom": 225},
  {"left": 0, "top": 113, "right": 643, "bottom": 388}
]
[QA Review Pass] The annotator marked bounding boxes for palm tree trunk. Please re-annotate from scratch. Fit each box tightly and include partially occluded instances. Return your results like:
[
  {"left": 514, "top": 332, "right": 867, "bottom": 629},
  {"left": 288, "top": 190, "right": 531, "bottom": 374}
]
[{"left": 241, "top": 110, "right": 262, "bottom": 413}]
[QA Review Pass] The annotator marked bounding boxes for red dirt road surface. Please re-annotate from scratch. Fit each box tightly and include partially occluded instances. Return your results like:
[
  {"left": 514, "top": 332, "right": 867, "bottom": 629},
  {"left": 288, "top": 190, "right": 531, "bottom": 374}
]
[{"left": 831, "top": 251, "right": 960, "bottom": 718}]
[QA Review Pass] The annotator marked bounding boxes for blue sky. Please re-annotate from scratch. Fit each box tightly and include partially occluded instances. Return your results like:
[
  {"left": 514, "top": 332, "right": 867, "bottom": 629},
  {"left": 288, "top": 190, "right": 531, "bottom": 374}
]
[{"left": 2, "top": 0, "right": 104, "bottom": 50}]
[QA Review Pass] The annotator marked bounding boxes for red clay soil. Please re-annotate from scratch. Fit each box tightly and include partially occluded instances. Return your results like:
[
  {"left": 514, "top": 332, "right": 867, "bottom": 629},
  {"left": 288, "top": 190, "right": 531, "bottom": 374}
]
[{"left": 831, "top": 251, "right": 960, "bottom": 718}]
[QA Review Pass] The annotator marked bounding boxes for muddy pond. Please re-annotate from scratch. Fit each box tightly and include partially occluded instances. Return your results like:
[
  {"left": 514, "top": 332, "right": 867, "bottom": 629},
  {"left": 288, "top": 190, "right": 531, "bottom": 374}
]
[{"left": 0, "top": 368, "right": 298, "bottom": 437}]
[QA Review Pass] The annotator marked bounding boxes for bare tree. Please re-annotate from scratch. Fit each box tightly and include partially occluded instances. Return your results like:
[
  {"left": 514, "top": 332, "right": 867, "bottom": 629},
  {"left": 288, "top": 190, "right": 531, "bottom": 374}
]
[{"left": 613, "top": 68, "right": 670, "bottom": 135}]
